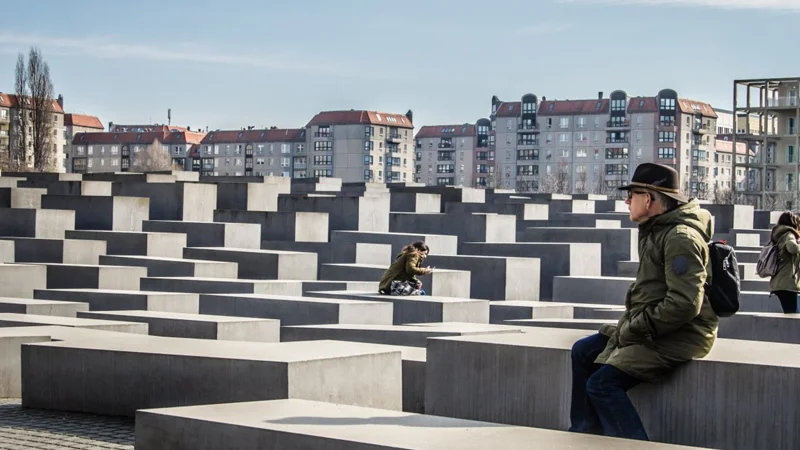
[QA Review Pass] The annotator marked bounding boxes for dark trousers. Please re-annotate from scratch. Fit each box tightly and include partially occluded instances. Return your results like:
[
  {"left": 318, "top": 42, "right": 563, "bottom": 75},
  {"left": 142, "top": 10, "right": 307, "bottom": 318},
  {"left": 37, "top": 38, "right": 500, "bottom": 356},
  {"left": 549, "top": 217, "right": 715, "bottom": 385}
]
[
  {"left": 569, "top": 333, "right": 649, "bottom": 441},
  {"left": 772, "top": 290, "right": 800, "bottom": 313}
]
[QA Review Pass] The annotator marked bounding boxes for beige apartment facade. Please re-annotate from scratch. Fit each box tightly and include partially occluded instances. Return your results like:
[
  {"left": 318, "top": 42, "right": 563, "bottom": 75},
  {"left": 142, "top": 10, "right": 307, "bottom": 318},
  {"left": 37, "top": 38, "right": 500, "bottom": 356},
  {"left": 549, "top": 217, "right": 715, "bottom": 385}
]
[
  {"left": 0, "top": 92, "right": 66, "bottom": 172},
  {"left": 414, "top": 124, "right": 478, "bottom": 187},
  {"left": 64, "top": 114, "right": 104, "bottom": 173}
]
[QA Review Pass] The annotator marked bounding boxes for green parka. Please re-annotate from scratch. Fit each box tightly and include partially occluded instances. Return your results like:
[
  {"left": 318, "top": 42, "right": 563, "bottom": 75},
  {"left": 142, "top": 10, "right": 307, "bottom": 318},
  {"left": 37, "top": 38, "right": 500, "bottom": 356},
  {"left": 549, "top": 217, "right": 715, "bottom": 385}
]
[
  {"left": 595, "top": 199, "right": 719, "bottom": 382},
  {"left": 768, "top": 225, "right": 800, "bottom": 293},
  {"left": 378, "top": 249, "right": 428, "bottom": 292}
]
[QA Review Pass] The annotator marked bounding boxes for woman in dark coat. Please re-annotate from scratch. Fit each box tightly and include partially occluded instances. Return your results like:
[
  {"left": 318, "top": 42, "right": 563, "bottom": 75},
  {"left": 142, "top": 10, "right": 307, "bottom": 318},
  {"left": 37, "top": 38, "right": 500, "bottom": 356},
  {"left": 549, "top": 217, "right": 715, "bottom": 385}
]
[{"left": 378, "top": 241, "right": 432, "bottom": 295}]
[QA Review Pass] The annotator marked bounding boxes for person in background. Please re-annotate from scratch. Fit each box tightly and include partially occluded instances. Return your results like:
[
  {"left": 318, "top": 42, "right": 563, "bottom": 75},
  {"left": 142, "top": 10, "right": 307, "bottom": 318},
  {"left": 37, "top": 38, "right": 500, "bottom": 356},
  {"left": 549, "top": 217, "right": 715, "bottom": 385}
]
[
  {"left": 569, "top": 163, "right": 718, "bottom": 441},
  {"left": 378, "top": 241, "right": 432, "bottom": 296},
  {"left": 769, "top": 211, "right": 800, "bottom": 313}
]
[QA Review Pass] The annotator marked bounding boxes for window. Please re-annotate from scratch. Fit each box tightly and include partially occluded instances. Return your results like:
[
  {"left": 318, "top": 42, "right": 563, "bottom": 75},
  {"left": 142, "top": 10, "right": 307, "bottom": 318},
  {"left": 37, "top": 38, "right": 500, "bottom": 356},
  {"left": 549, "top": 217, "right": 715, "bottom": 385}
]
[
  {"left": 658, "top": 148, "right": 675, "bottom": 159},
  {"left": 659, "top": 98, "right": 676, "bottom": 110},
  {"left": 314, "top": 141, "right": 332, "bottom": 152},
  {"left": 516, "top": 165, "right": 538, "bottom": 176},
  {"left": 518, "top": 135, "right": 537, "bottom": 146},
  {"left": 606, "top": 148, "right": 628, "bottom": 159},
  {"left": 437, "top": 164, "right": 455, "bottom": 173},
  {"left": 559, "top": 118, "right": 569, "bottom": 129},
  {"left": 364, "top": 169, "right": 373, "bottom": 180},
  {"left": 517, "top": 149, "right": 539, "bottom": 160},
  {"left": 365, "top": 126, "right": 374, "bottom": 137},
  {"left": 315, "top": 126, "right": 331, "bottom": 137},
  {"left": 605, "top": 164, "right": 629, "bottom": 175},
  {"left": 658, "top": 131, "right": 675, "bottom": 142},
  {"left": 364, "top": 155, "right": 373, "bottom": 166},
  {"left": 611, "top": 99, "right": 626, "bottom": 111},
  {"left": 313, "top": 155, "right": 332, "bottom": 165},
  {"left": 313, "top": 169, "right": 332, "bottom": 177}
]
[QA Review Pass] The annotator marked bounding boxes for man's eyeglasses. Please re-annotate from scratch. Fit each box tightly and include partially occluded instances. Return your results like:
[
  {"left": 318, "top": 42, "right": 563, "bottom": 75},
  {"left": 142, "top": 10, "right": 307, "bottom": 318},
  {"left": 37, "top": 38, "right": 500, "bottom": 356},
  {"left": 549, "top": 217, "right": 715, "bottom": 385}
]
[{"left": 627, "top": 190, "right": 650, "bottom": 200}]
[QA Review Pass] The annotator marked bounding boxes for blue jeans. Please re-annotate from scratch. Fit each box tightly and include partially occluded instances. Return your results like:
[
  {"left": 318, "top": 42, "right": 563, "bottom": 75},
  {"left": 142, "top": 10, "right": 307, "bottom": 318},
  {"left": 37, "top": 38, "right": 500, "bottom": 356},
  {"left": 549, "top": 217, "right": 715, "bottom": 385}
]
[{"left": 569, "top": 333, "right": 649, "bottom": 441}]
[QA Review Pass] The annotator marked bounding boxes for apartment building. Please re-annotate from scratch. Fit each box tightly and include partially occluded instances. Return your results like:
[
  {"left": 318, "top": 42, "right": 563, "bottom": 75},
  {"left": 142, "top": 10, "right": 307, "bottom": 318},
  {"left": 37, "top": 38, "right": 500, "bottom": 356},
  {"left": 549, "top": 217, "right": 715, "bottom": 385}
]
[
  {"left": 306, "top": 110, "right": 414, "bottom": 183},
  {"left": 64, "top": 114, "right": 104, "bottom": 171},
  {"left": 713, "top": 139, "right": 751, "bottom": 192},
  {"left": 191, "top": 128, "right": 306, "bottom": 176},
  {"left": 731, "top": 77, "right": 800, "bottom": 208},
  {"left": 485, "top": 89, "right": 717, "bottom": 197},
  {"left": 0, "top": 92, "right": 66, "bottom": 171},
  {"left": 70, "top": 126, "right": 205, "bottom": 173},
  {"left": 414, "top": 123, "right": 481, "bottom": 187}
]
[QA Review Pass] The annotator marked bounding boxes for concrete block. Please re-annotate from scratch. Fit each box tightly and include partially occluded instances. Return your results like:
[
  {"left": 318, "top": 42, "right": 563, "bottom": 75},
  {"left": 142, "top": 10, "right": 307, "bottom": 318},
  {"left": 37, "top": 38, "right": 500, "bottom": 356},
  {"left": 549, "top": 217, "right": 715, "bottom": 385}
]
[
  {"left": 718, "top": 312, "right": 800, "bottom": 343},
  {"left": 306, "top": 291, "right": 489, "bottom": 325},
  {"left": 140, "top": 277, "right": 303, "bottom": 296},
  {"left": 445, "top": 201, "right": 549, "bottom": 222},
  {"left": 34, "top": 289, "right": 200, "bottom": 313},
  {"left": 0, "top": 240, "right": 12, "bottom": 263},
  {"left": 523, "top": 228, "right": 638, "bottom": 276},
  {"left": 425, "top": 329, "right": 799, "bottom": 450},
  {"left": 735, "top": 233, "right": 761, "bottom": 248},
  {"left": 490, "top": 301, "right": 575, "bottom": 323},
  {"left": 0, "top": 177, "right": 24, "bottom": 188},
  {"left": 390, "top": 192, "right": 441, "bottom": 213},
  {"left": 142, "top": 219, "right": 261, "bottom": 249},
  {"left": 214, "top": 182, "right": 281, "bottom": 212},
  {"left": 391, "top": 212, "right": 516, "bottom": 248},
  {"left": 17, "top": 179, "right": 112, "bottom": 196},
  {"left": 0, "top": 312, "right": 148, "bottom": 334},
  {"left": 425, "top": 254, "right": 540, "bottom": 301},
  {"left": 66, "top": 230, "right": 186, "bottom": 258},
  {"left": 36, "top": 263, "right": 146, "bottom": 290},
  {"left": 301, "top": 280, "right": 378, "bottom": 294},
  {"left": 10, "top": 187, "right": 47, "bottom": 208},
  {"left": 504, "top": 318, "right": 616, "bottom": 330},
  {"left": 278, "top": 194, "right": 389, "bottom": 232},
  {"left": 1, "top": 237, "right": 106, "bottom": 265},
  {"left": 183, "top": 247, "right": 317, "bottom": 280},
  {"left": 40, "top": 195, "right": 149, "bottom": 232},
  {"left": 0, "top": 208, "right": 75, "bottom": 239},
  {"left": 199, "top": 293, "right": 394, "bottom": 326},
  {"left": 214, "top": 210, "right": 328, "bottom": 242},
  {"left": 319, "top": 263, "right": 471, "bottom": 299},
  {"left": 331, "top": 230, "right": 459, "bottom": 256},
  {"left": 22, "top": 339, "right": 403, "bottom": 416},
  {"left": 461, "top": 242, "right": 601, "bottom": 301},
  {"left": 0, "top": 297, "right": 89, "bottom": 317},
  {"left": 112, "top": 181, "right": 218, "bottom": 222},
  {"left": 78, "top": 310, "right": 280, "bottom": 342},
  {"left": 99, "top": 255, "right": 238, "bottom": 279},
  {"left": 552, "top": 276, "right": 633, "bottom": 304},
  {"left": 132, "top": 399, "right": 692, "bottom": 450},
  {"left": 354, "top": 243, "right": 391, "bottom": 265},
  {"left": 704, "top": 204, "right": 754, "bottom": 233},
  {"left": 281, "top": 323, "right": 522, "bottom": 348},
  {"left": 0, "top": 264, "right": 47, "bottom": 298}
]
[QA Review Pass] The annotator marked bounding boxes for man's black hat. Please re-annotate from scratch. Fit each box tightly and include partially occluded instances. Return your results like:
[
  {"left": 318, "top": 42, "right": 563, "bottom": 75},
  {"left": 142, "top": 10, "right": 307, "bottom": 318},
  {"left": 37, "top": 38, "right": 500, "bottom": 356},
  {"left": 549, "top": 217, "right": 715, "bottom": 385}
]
[{"left": 618, "top": 163, "right": 688, "bottom": 203}]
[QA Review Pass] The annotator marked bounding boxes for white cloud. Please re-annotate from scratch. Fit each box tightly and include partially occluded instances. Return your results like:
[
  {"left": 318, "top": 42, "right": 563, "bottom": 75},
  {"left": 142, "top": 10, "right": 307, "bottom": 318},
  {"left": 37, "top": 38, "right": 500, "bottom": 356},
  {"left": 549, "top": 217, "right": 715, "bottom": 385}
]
[
  {"left": 559, "top": 0, "right": 800, "bottom": 12},
  {"left": 514, "top": 21, "right": 573, "bottom": 36},
  {"left": 0, "top": 32, "right": 356, "bottom": 77}
]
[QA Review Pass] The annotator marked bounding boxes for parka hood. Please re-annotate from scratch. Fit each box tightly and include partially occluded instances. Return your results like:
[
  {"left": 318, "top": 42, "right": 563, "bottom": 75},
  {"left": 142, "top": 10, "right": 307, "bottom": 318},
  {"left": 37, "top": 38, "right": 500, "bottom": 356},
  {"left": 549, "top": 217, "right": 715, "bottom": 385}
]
[
  {"left": 771, "top": 224, "right": 800, "bottom": 242},
  {"left": 642, "top": 199, "right": 713, "bottom": 242}
]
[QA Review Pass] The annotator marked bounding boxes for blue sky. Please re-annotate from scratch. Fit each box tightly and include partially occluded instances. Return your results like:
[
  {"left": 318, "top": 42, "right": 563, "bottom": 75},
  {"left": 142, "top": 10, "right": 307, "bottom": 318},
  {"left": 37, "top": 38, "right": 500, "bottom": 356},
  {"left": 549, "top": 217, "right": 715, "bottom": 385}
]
[{"left": 2, "top": 0, "right": 799, "bottom": 132}]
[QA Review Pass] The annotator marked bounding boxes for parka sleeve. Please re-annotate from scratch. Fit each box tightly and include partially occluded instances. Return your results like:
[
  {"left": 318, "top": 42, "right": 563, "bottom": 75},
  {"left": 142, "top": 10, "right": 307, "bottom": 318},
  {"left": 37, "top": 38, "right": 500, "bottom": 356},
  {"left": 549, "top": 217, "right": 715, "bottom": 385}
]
[
  {"left": 405, "top": 253, "right": 428, "bottom": 276},
  {"left": 781, "top": 233, "right": 800, "bottom": 255},
  {"left": 629, "top": 227, "right": 707, "bottom": 338}
]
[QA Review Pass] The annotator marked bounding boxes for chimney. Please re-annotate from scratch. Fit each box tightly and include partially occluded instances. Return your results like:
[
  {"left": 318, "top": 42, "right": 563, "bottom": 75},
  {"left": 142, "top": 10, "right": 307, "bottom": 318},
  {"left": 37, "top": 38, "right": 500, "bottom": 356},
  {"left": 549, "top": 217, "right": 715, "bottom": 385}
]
[
  {"left": 405, "top": 109, "right": 413, "bottom": 123},
  {"left": 57, "top": 94, "right": 63, "bottom": 109},
  {"left": 598, "top": 91, "right": 603, "bottom": 99},
  {"left": 542, "top": 96, "right": 546, "bottom": 102}
]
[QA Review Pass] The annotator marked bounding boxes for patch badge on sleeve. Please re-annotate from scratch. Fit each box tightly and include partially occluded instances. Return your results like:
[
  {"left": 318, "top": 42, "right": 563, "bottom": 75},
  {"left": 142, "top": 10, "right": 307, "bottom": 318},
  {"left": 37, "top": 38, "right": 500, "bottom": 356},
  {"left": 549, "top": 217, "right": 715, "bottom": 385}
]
[{"left": 672, "top": 256, "right": 688, "bottom": 276}]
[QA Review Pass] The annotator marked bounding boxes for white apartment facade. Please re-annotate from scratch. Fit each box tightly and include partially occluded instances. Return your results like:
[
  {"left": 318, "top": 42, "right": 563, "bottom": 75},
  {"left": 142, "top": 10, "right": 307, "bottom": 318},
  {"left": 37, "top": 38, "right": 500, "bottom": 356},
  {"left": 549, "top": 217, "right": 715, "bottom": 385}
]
[{"left": 414, "top": 124, "right": 478, "bottom": 187}]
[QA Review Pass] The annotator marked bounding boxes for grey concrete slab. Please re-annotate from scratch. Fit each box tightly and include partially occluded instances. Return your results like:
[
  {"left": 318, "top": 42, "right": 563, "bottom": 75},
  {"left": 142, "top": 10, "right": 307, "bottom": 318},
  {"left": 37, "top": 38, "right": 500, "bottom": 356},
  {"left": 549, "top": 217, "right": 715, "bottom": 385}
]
[
  {"left": 319, "top": 263, "right": 470, "bottom": 298},
  {"left": 35, "top": 263, "right": 147, "bottom": 290},
  {"left": 522, "top": 228, "right": 638, "bottom": 276},
  {"left": 1, "top": 237, "right": 106, "bottom": 265},
  {"left": 390, "top": 212, "right": 516, "bottom": 249},
  {"left": 78, "top": 310, "right": 280, "bottom": 342},
  {"left": 504, "top": 318, "right": 616, "bottom": 330},
  {"left": 140, "top": 277, "right": 303, "bottom": 296},
  {"left": 306, "top": 290, "right": 489, "bottom": 325},
  {"left": 445, "top": 201, "right": 549, "bottom": 223},
  {"left": 552, "top": 276, "right": 634, "bottom": 305},
  {"left": 390, "top": 192, "right": 441, "bottom": 213},
  {"left": 281, "top": 323, "right": 522, "bottom": 348},
  {"left": 0, "top": 208, "right": 75, "bottom": 239},
  {"left": 703, "top": 204, "right": 754, "bottom": 233},
  {"left": 0, "top": 264, "right": 47, "bottom": 298},
  {"left": 461, "top": 242, "right": 601, "bottom": 301},
  {"left": 718, "top": 312, "right": 800, "bottom": 343},
  {"left": 301, "top": 280, "right": 378, "bottom": 294},
  {"left": 183, "top": 247, "right": 317, "bottom": 280},
  {"left": 0, "top": 187, "right": 47, "bottom": 208},
  {"left": 198, "top": 293, "right": 393, "bottom": 326},
  {"left": 425, "top": 329, "right": 799, "bottom": 450},
  {"left": 111, "top": 181, "right": 218, "bottom": 222},
  {"left": 142, "top": 219, "right": 261, "bottom": 249},
  {"left": 133, "top": 398, "right": 701, "bottom": 450},
  {"left": 214, "top": 210, "right": 328, "bottom": 242},
  {"left": 99, "top": 255, "right": 238, "bottom": 279},
  {"left": 0, "top": 312, "right": 148, "bottom": 334},
  {"left": 0, "top": 297, "right": 89, "bottom": 317},
  {"left": 0, "top": 239, "right": 11, "bottom": 263},
  {"left": 331, "top": 230, "right": 459, "bottom": 256},
  {"left": 424, "top": 254, "right": 540, "bottom": 301},
  {"left": 22, "top": 339, "right": 403, "bottom": 416},
  {"left": 489, "top": 301, "right": 575, "bottom": 323},
  {"left": 277, "top": 194, "right": 389, "bottom": 232},
  {"left": 16, "top": 179, "right": 113, "bottom": 196},
  {"left": 66, "top": 229, "right": 187, "bottom": 258},
  {"left": 40, "top": 195, "right": 149, "bottom": 232},
  {"left": 34, "top": 288, "right": 200, "bottom": 313},
  {"left": 214, "top": 182, "right": 282, "bottom": 212}
]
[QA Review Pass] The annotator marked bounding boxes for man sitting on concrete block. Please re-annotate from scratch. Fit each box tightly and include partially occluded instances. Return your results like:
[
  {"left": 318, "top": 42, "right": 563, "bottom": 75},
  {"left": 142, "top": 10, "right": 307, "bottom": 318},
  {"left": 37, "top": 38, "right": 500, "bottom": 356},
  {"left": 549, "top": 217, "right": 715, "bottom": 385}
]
[
  {"left": 569, "top": 163, "right": 718, "bottom": 441},
  {"left": 377, "top": 241, "right": 432, "bottom": 296}
]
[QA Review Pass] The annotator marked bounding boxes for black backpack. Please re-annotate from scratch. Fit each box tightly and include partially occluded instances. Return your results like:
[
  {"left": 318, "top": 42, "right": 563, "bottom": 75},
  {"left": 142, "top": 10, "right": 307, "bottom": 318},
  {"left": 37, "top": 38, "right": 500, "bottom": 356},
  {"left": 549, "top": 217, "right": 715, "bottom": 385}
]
[{"left": 705, "top": 240, "right": 740, "bottom": 317}]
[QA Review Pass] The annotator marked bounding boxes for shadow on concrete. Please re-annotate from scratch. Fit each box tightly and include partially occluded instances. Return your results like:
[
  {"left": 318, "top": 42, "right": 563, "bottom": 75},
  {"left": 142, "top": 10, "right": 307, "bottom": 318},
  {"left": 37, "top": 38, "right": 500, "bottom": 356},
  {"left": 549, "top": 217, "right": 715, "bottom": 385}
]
[{"left": 266, "top": 414, "right": 510, "bottom": 428}]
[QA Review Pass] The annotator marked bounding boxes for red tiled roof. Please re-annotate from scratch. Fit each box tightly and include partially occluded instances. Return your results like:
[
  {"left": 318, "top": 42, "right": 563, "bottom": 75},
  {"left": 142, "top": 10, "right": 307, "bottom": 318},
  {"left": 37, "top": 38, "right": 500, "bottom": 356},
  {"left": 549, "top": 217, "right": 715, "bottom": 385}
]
[
  {"left": 627, "top": 97, "right": 658, "bottom": 113},
  {"left": 495, "top": 102, "right": 521, "bottom": 118},
  {"left": 0, "top": 92, "right": 64, "bottom": 113},
  {"left": 415, "top": 124, "right": 476, "bottom": 139},
  {"left": 679, "top": 99, "right": 717, "bottom": 118},
  {"left": 715, "top": 139, "right": 753, "bottom": 156},
  {"left": 72, "top": 130, "right": 208, "bottom": 146},
  {"left": 539, "top": 99, "right": 609, "bottom": 116},
  {"left": 201, "top": 128, "right": 306, "bottom": 144},
  {"left": 65, "top": 113, "right": 103, "bottom": 129},
  {"left": 306, "top": 110, "right": 413, "bottom": 129}
]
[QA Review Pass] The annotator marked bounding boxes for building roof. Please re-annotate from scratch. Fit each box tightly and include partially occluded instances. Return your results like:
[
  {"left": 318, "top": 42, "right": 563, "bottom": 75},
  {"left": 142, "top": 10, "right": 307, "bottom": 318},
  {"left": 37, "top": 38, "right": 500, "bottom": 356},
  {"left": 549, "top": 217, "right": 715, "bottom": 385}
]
[
  {"left": 0, "top": 92, "right": 64, "bottom": 113},
  {"left": 201, "top": 128, "right": 306, "bottom": 144},
  {"left": 494, "top": 102, "right": 521, "bottom": 118},
  {"left": 109, "top": 123, "right": 189, "bottom": 133},
  {"left": 678, "top": 99, "right": 718, "bottom": 118},
  {"left": 715, "top": 139, "right": 754, "bottom": 156},
  {"left": 306, "top": 110, "right": 413, "bottom": 129},
  {"left": 627, "top": 97, "right": 658, "bottom": 113},
  {"left": 415, "top": 124, "right": 476, "bottom": 139},
  {"left": 72, "top": 130, "right": 207, "bottom": 146},
  {"left": 539, "top": 99, "right": 610, "bottom": 116},
  {"left": 65, "top": 114, "right": 104, "bottom": 129}
]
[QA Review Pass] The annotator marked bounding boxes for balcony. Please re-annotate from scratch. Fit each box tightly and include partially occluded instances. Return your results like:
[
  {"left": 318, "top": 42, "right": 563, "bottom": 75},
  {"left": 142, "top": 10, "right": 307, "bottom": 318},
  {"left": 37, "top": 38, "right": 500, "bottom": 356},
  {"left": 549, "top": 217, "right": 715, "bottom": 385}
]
[
  {"left": 658, "top": 120, "right": 677, "bottom": 129},
  {"left": 767, "top": 97, "right": 800, "bottom": 109},
  {"left": 387, "top": 134, "right": 403, "bottom": 144},
  {"left": 438, "top": 142, "right": 453, "bottom": 149},
  {"left": 518, "top": 123, "right": 539, "bottom": 132},
  {"left": 314, "top": 132, "right": 333, "bottom": 138},
  {"left": 0, "top": 114, "right": 8, "bottom": 124},
  {"left": 606, "top": 137, "right": 629, "bottom": 144},
  {"left": 606, "top": 120, "right": 630, "bottom": 129},
  {"left": 692, "top": 123, "right": 711, "bottom": 134}
]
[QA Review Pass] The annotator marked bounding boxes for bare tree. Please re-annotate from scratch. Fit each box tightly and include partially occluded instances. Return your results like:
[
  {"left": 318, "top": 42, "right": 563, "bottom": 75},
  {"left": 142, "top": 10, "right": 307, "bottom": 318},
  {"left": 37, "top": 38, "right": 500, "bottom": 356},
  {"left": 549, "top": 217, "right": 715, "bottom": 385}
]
[
  {"left": 539, "top": 158, "right": 571, "bottom": 194},
  {"left": 12, "top": 54, "right": 28, "bottom": 168},
  {"left": 132, "top": 140, "right": 180, "bottom": 172},
  {"left": 712, "top": 183, "right": 735, "bottom": 204},
  {"left": 575, "top": 169, "right": 588, "bottom": 194},
  {"left": 14, "top": 47, "right": 56, "bottom": 171}
]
